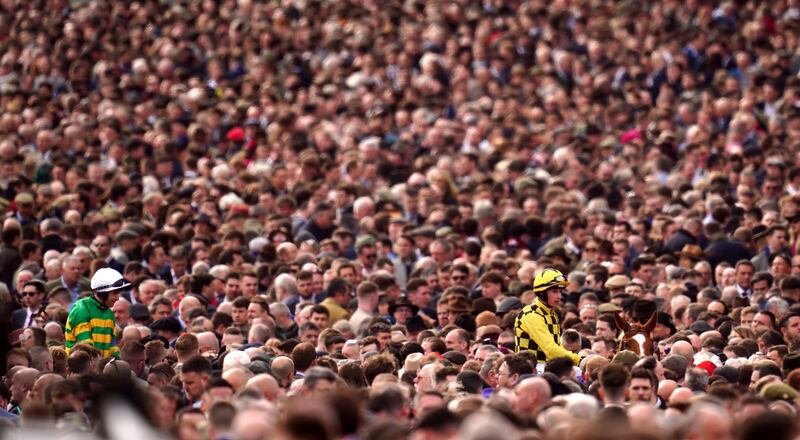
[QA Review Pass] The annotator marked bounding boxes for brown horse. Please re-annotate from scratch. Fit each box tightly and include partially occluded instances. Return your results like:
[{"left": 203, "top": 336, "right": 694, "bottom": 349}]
[{"left": 614, "top": 312, "right": 657, "bottom": 357}]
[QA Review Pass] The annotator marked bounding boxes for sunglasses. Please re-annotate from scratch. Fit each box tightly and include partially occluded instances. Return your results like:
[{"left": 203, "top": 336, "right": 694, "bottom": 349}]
[
  {"left": 22, "top": 290, "right": 39, "bottom": 297},
  {"left": 95, "top": 278, "right": 128, "bottom": 291}
]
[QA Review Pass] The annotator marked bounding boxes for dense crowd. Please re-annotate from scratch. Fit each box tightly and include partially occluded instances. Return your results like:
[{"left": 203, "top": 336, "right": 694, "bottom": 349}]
[{"left": 0, "top": 0, "right": 800, "bottom": 439}]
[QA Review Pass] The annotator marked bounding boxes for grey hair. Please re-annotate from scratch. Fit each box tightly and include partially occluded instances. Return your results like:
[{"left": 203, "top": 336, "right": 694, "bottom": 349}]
[
  {"left": 274, "top": 273, "right": 297, "bottom": 296},
  {"left": 303, "top": 366, "right": 338, "bottom": 391}
]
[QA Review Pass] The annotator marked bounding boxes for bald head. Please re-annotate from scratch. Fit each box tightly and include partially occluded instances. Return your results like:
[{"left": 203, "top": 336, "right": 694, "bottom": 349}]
[
  {"left": 658, "top": 379, "right": 678, "bottom": 403},
  {"left": 270, "top": 356, "right": 295, "bottom": 387},
  {"left": 197, "top": 331, "right": 220, "bottom": 355},
  {"left": 103, "top": 360, "right": 132, "bottom": 379},
  {"left": 44, "top": 322, "right": 64, "bottom": 342},
  {"left": 246, "top": 374, "right": 281, "bottom": 401},
  {"left": 12, "top": 368, "right": 40, "bottom": 402},
  {"left": 514, "top": 377, "right": 551, "bottom": 415},
  {"left": 583, "top": 355, "right": 609, "bottom": 383},
  {"left": 180, "top": 296, "right": 202, "bottom": 313},
  {"left": 669, "top": 387, "right": 694, "bottom": 405},
  {"left": 31, "top": 373, "right": 62, "bottom": 402},
  {"left": 684, "top": 403, "right": 732, "bottom": 440},
  {"left": 670, "top": 341, "right": 694, "bottom": 360},
  {"left": 222, "top": 367, "right": 252, "bottom": 392},
  {"left": 121, "top": 326, "right": 142, "bottom": 342},
  {"left": 628, "top": 403, "right": 662, "bottom": 430}
]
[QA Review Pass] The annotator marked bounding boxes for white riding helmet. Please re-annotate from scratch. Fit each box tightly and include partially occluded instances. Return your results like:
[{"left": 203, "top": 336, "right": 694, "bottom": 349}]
[{"left": 91, "top": 267, "right": 131, "bottom": 293}]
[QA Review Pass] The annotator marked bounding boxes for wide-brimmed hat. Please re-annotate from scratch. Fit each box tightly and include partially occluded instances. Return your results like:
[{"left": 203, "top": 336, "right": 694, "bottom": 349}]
[
  {"left": 678, "top": 244, "right": 705, "bottom": 260},
  {"left": 446, "top": 295, "right": 472, "bottom": 314},
  {"left": 388, "top": 296, "right": 419, "bottom": 315}
]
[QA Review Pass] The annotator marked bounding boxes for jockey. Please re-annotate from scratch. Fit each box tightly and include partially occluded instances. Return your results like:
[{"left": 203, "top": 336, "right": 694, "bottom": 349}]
[{"left": 515, "top": 268, "right": 582, "bottom": 367}]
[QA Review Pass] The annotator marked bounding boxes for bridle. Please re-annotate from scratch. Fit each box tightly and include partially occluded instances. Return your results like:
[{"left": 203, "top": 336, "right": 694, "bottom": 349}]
[{"left": 614, "top": 312, "right": 657, "bottom": 357}]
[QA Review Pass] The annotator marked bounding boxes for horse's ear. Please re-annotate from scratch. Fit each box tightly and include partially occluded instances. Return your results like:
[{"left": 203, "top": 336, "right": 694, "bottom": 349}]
[
  {"left": 643, "top": 312, "right": 658, "bottom": 332},
  {"left": 614, "top": 312, "right": 631, "bottom": 332}
]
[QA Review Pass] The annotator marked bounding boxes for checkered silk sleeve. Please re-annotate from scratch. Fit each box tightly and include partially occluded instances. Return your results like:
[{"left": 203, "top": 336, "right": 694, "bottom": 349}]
[{"left": 514, "top": 301, "right": 580, "bottom": 365}]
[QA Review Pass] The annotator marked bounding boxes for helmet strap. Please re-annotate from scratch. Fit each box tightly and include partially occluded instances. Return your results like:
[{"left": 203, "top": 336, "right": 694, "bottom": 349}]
[{"left": 93, "top": 291, "right": 111, "bottom": 310}]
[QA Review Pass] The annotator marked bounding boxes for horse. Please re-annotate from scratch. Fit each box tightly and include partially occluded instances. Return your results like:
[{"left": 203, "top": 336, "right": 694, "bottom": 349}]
[{"left": 614, "top": 312, "right": 657, "bottom": 357}]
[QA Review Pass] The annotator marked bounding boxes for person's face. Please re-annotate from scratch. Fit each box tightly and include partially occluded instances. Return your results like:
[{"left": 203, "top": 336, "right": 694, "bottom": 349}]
[
  {"left": 582, "top": 241, "right": 599, "bottom": 262},
  {"left": 11, "top": 375, "right": 29, "bottom": 403},
  {"left": 437, "top": 305, "right": 449, "bottom": 327},
  {"left": 592, "top": 340, "right": 611, "bottom": 357},
  {"left": 450, "top": 270, "right": 468, "bottom": 287},
  {"left": 139, "top": 284, "right": 160, "bottom": 305},
  {"left": 569, "top": 227, "right": 588, "bottom": 247},
  {"left": 241, "top": 276, "right": 258, "bottom": 297},
  {"left": 636, "top": 264, "right": 654, "bottom": 284},
  {"left": 91, "top": 237, "right": 111, "bottom": 257},
  {"left": 415, "top": 365, "right": 435, "bottom": 392},
  {"left": 496, "top": 362, "right": 517, "bottom": 389},
  {"left": 21, "top": 286, "right": 44, "bottom": 308},
  {"left": 153, "top": 304, "right": 172, "bottom": 321},
  {"left": 312, "top": 273, "right": 324, "bottom": 293},
  {"left": 232, "top": 307, "right": 248, "bottom": 325},
  {"left": 481, "top": 282, "right": 501, "bottom": 299},
  {"left": 311, "top": 312, "right": 328, "bottom": 329},
  {"left": 596, "top": 320, "right": 616, "bottom": 339},
  {"left": 20, "top": 328, "right": 36, "bottom": 349},
  {"left": 395, "top": 238, "right": 414, "bottom": 259},
  {"left": 180, "top": 371, "right": 208, "bottom": 401},
  {"left": 445, "top": 332, "right": 466, "bottom": 354},
  {"left": 792, "top": 256, "right": 800, "bottom": 275},
  {"left": 545, "top": 288, "right": 564, "bottom": 308},
  {"left": 409, "top": 286, "right": 431, "bottom": 308},
  {"left": 225, "top": 278, "right": 241, "bottom": 298},
  {"left": 752, "top": 280, "right": 769, "bottom": 297},
  {"left": 63, "top": 260, "right": 82, "bottom": 283},
  {"left": 721, "top": 268, "right": 736, "bottom": 286},
  {"left": 771, "top": 257, "right": 790, "bottom": 276},
  {"left": 736, "top": 265, "right": 753, "bottom": 287},
  {"left": 302, "top": 330, "right": 319, "bottom": 346},
  {"left": 297, "top": 278, "right": 313, "bottom": 297},
  {"left": 339, "top": 268, "right": 356, "bottom": 285},
  {"left": 429, "top": 244, "right": 447, "bottom": 263},
  {"left": 753, "top": 312, "right": 773, "bottom": 331},
  {"left": 247, "top": 304, "right": 267, "bottom": 323},
  {"left": 359, "top": 246, "right": 377, "bottom": 267},
  {"left": 628, "top": 378, "right": 653, "bottom": 403},
  {"left": 740, "top": 312, "right": 755, "bottom": 328},
  {"left": 782, "top": 316, "right": 800, "bottom": 342},
  {"left": 768, "top": 230, "right": 787, "bottom": 250},
  {"left": 151, "top": 247, "right": 167, "bottom": 268},
  {"left": 104, "top": 291, "right": 121, "bottom": 308},
  {"left": 172, "top": 258, "right": 188, "bottom": 276},
  {"left": 376, "top": 331, "right": 391, "bottom": 349},
  {"left": 112, "top": 300, "right": 129, "bottom": 325},
  {"left": 393, "top": 306, "right": 413, "bottom": 325}
]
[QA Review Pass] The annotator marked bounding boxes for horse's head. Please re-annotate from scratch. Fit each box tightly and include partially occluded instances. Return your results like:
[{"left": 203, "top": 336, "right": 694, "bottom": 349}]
[{"left": 614, "top": 312, "right": 657, "bottom": 357}]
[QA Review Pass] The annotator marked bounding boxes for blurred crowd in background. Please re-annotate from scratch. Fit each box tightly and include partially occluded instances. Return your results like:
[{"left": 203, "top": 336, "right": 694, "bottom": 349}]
[{"left": 0, "top": 0, "right": 799, "bottom": 439}]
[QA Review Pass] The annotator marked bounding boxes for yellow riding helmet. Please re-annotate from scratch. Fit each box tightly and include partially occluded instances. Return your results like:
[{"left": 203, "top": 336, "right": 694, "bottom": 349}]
[{"left": 533, "top": 268, "right": 568, "bottom": 293}]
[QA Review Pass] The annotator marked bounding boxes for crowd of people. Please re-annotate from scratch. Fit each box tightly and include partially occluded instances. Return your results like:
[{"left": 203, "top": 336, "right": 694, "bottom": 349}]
[{"left": 0, "top": 0, "right": 799, "bottom": 439}]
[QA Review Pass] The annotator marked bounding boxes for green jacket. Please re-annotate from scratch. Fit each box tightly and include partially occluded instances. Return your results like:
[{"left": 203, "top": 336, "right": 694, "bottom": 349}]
[{"left": 65, "top": 296, "right": 119, "bottom": 358}]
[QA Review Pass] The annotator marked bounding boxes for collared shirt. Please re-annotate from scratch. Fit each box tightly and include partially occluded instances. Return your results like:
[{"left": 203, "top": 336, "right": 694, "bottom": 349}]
[
  {"left": 735, "top": 283, "right": 752, "bottom": 298},
  {"left": 61, "top": 276, "right": 81, "bottom": 304}
]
